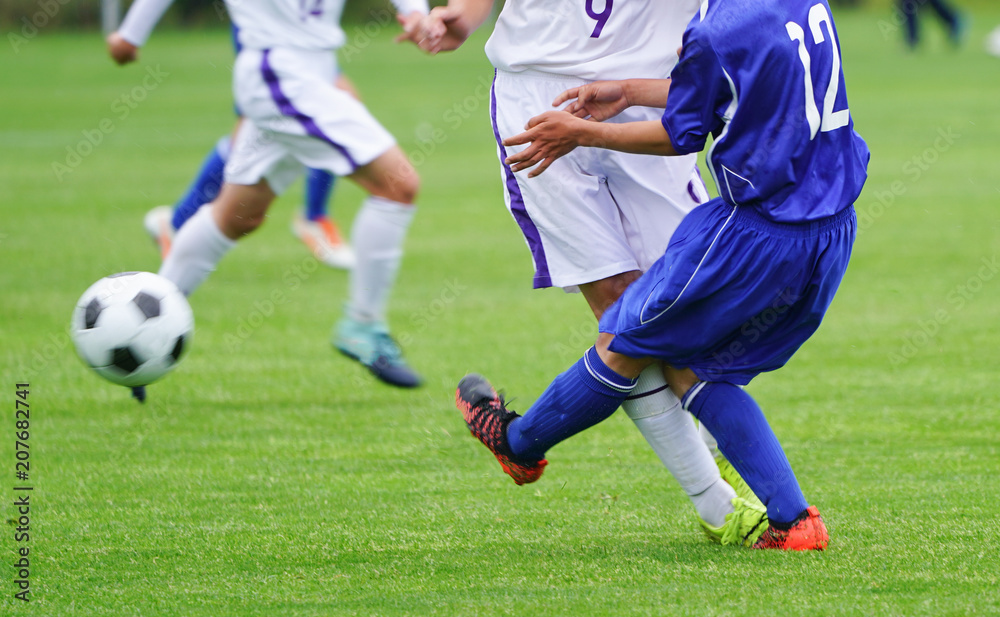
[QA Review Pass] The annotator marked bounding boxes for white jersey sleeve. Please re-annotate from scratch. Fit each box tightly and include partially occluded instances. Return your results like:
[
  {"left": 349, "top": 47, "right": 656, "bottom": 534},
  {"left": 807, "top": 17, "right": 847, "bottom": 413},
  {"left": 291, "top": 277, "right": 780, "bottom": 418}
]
[
  {"left": 485, "top": 0, "right": 701, "bottom": 80},
  {"left": 226, "top": 0, "right": 348, "bottom": 50},
  {"left": 389, "top": 0, "right": 429, "bottom": 16},
  {"left": 117, "top": 0, "right": 176, "bottom": 47}
]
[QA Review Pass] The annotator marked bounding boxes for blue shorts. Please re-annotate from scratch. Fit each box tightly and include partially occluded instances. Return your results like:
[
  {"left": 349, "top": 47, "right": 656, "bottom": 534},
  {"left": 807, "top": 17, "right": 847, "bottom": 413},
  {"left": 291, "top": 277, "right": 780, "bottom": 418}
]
[{"left": 600, "top": 198, "right": 857, "bottom": 385}]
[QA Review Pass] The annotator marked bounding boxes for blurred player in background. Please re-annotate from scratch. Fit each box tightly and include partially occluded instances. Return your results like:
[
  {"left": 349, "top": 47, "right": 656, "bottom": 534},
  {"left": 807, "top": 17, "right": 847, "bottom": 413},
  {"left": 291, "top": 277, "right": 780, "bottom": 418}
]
[
  {"left": 896, "top": 0, "right": 965, "bottom": 49},
  {"left": 409, "top": 0, "right": 768, "bottom": 544},
  {"left": 133, "top": 0, "right": 429, "bottom": 387},
  {"left": 107, "top": 0, "right": 356, "bottom": 269},
  {"left": 459, "top": 0, "right": 870, "bottom": 550}
]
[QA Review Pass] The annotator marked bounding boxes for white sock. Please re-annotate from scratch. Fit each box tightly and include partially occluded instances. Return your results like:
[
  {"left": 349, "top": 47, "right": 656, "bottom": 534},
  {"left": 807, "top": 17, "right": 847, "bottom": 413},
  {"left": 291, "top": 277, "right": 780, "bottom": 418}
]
[
  {"left": 346, "top": 196, "right": 415, "bottom": 323},
  {"left": 698, "top": 420, "right": 720, "bottom": 457},
  {"left": 158, "top": 206, "right": 236, "bottom": 296},
  {"left": 623, "top": 366, "right": 736, "bottom": 528}
]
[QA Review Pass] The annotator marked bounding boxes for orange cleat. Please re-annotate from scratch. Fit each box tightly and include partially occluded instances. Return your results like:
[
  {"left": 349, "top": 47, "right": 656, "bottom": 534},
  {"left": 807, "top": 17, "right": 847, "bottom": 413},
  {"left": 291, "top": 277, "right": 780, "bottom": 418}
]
[
  {"left": 455, "top": 374, "right": 547, "bottom": 485},
  {"left": 752, "top": 505, "right": 829, "bottom": 551}
]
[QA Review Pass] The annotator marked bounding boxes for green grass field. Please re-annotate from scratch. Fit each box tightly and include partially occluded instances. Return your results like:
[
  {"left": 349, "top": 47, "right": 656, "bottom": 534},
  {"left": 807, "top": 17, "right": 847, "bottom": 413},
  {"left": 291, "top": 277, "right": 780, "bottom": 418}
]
[{"left": 3, "top": 5, "right": 1000, "bottom": 615}]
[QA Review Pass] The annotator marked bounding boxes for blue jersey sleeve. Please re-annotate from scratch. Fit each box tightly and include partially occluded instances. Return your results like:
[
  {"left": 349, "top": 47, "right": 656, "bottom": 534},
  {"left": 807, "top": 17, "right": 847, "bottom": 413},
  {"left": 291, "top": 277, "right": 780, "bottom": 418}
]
[{"left": 661, "top": 25, "right": 730, "bottom": 156}]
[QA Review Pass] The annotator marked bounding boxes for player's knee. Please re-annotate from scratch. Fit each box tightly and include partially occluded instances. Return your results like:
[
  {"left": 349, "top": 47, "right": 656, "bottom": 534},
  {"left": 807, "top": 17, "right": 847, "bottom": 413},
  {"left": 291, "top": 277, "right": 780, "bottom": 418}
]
[
  {"left": 582, "top": 271, "right": 641, "bottom": 319},
  {"left": 383, "top": 166, "right": 420, "bottom": 204},
  {"left": 231, "top": 213, "right": 265, "bottom": 236},
  {"left": 595, "top": 332, "right": 651, "bottom": 379},
  {"left": 663, "top": 366, "right": 699, "bottom": 399}
]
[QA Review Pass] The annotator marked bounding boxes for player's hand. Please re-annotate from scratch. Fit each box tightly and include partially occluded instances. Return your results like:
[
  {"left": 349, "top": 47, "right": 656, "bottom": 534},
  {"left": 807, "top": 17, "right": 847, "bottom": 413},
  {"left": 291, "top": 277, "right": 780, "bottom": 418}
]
[
  {"left": 554, "top": 80, "right": 631, "bottom": 122},
  {"left": 502, "top": 111, "right": 586, "bottom": 178},
  {"left": 106, "top": 31, "right": 139, "bottom": 65},
  {"left": 412, "top": 6, "right": 472, "bottom": 54},
  {"left": 394, "top": 11, "right": 425, "bottom": 45}
]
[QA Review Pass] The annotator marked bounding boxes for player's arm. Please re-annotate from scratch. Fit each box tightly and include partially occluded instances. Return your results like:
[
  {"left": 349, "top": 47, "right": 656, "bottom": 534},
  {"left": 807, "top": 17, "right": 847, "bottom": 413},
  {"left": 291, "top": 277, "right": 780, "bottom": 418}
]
[
  {"left": 407, "top": 0, "right": 495, "bottom": 54},
  {"left": 390, "top": 0, "right": 431, "bottom": 44},
  {"left": 503, "top": 111, "right": 677, "bottom": 177},
  {"left": 555, "top": 79, "right": 672, "bottom": 121},
  {"left": 107, "top": 0, "right": 176, "bottom": 65}
]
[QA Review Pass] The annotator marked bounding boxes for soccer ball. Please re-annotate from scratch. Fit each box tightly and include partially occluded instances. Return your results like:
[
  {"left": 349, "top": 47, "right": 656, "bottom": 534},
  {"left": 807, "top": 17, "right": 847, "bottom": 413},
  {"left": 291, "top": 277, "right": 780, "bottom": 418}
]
[
  {"left": 988, "top": 26, "right": 1000, "bottom": 58},
  {"left": 71, "top": 272, "right": 194, "bottom": 387}
]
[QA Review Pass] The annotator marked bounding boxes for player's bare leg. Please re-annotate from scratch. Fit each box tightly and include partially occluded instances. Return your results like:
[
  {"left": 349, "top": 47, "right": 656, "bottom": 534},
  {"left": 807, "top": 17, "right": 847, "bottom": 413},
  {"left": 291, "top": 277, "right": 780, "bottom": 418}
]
[
  {"left": 158, "top": 180, "right": 274, "bottom": 296},
  {"left": 212, "top": 180, "right": 276, "bottom": 239},
  {"left": 332, "top": 146, "right": 422, "bottom": 387}
]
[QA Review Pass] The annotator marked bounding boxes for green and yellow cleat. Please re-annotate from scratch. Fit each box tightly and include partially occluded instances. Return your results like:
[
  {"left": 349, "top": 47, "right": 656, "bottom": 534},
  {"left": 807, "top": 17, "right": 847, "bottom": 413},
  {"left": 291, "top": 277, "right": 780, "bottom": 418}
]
[
  {"left": 700, "top": 497, "right": 769, "bottom": 547},
  {"left": 715, "top": 454, "right": 765, "bottom": 509}
]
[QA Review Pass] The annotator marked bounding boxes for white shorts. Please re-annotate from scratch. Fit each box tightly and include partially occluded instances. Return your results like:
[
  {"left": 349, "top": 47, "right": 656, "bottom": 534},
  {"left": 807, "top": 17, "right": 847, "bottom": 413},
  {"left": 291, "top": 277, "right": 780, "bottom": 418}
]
[
  {"left": 225, "top": 47, "right": 396, "bottom": 194},
  {"left": 491, "top": 70, "right": 710, "bottom": 290}
]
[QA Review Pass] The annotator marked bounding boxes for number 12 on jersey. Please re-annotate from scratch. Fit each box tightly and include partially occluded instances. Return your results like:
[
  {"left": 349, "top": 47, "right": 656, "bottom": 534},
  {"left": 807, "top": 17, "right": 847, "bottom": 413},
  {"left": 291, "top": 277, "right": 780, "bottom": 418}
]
[{"left": 786, "top": 3, "right": 850, "bottom": 140}]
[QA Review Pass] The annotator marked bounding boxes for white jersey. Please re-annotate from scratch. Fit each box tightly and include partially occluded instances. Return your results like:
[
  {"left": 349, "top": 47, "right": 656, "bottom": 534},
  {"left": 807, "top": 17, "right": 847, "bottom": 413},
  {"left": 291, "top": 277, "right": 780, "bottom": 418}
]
[
  {"left": 226, "top": 0, "right": 348, "bottom": 50},
  {"left": 485, "top": 0, "right": 701, "bottom": 80}
]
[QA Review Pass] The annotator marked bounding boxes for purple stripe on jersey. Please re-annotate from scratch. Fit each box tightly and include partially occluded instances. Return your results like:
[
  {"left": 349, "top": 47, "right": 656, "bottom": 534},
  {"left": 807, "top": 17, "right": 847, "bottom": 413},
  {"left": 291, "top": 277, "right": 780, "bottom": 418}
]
[
  {"left": 259, "top": 49, "right": 358, "bottom": 171},
  {"left": 688, "top": 165, "right": 707, "bottom": 204},
  {"left": 490, "top": 72, "right": 551, "bottom": 289}
]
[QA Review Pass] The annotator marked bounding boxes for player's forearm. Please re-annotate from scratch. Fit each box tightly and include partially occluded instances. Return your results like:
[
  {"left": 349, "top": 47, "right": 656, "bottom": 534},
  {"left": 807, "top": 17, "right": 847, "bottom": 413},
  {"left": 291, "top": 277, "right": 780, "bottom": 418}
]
[
  {"left": 579, "top": 120, "right": 678, "bottom": 156},
  {"left": 445, "top": 0, "right": 495, "bottom": 38},
  {"left": 117, "top": 0, "right": 176, "bottom": 46},
  {"left": 623, "top": 79, "right": 672, "bottom": 109}
]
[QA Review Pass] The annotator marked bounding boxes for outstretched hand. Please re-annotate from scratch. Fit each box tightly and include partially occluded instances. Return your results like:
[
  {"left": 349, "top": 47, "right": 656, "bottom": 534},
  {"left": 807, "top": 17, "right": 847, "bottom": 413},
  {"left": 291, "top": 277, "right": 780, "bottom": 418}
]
[
  {"left": 502, "top": 111, "right": 589, "bottom": 177},
  {"left": 554, "top": 80, "right": 631, "bottom": 122},
  {"left": 406, "top": 6, "right": 473, "bottom": 54},
  {"left": 394, "top": 11, "right": 425, "bottom": 45}
]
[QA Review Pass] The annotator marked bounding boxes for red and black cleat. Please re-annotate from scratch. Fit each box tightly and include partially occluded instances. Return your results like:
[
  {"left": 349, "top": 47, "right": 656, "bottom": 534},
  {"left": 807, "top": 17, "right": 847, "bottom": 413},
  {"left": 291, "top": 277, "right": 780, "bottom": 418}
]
[
  {"left": 455, "top": 374, "right": 547, "bottom": 485},
  {"left": 752, "top": 505, "right": 829, "bottom": 551}
]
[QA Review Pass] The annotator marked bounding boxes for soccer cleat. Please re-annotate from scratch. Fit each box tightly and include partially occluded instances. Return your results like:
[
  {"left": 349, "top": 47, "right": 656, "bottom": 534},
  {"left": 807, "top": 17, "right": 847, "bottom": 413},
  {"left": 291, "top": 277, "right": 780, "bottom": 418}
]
[
  {"left": 752, "top": 505, "right": 829, "bottom": 551},
  {"left": 292, "top": 213, "right": 356, "bottom": 270},
  {"left": 455, "top": 374, "right": 547, "bottom": 485},
  {"left": 700, "top": 497, "right": 769, "bottom": 547},
  {"left": 715, "top": 453, "right": 765, "bottom": 510},
  {"left": 143, "top": 205, "right": 175, "bottom": 260},
  {"left": 333, "top": 318, "right": 421, "bottom": 388}
]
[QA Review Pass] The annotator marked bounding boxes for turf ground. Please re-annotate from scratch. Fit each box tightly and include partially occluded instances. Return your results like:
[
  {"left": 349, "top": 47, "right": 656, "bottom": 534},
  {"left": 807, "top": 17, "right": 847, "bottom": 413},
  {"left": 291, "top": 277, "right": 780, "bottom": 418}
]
[{"left": 2, "top": 5, "right": 1000, "bottom": 615}]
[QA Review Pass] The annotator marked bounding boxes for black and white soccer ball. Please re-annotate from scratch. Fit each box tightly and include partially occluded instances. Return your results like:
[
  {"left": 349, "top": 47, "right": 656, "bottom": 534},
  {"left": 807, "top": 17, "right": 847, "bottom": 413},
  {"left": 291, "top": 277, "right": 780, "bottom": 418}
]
[{"left": 71, "top": 272, "right": 194, "bottom": 387}]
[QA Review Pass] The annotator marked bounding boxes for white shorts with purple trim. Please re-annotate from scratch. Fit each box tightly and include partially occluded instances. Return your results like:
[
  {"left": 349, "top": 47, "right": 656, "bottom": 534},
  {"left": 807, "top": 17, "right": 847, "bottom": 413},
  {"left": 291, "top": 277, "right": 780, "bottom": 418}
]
[
  {"left": 226, "top": 47, "right": 396, "bottom": 194},
  {"left": 491, "top": 69, "right": 710, "bottom": 291}
]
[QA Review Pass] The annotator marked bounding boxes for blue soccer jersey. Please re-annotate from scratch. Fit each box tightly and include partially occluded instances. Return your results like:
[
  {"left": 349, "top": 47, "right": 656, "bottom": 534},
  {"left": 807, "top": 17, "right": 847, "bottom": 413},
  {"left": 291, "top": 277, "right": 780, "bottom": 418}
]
[{"left": 662, "top": 0, "right": 870, "bottom": 223}]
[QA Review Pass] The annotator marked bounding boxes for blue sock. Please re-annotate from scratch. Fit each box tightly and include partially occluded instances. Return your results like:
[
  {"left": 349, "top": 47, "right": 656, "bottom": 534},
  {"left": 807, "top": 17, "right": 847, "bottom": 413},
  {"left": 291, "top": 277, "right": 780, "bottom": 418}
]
[
  {"left": 172, "top": 136, "right": 230, "bottom": 230},
  {"left": 507, "top": 347, "right": 637, "bottom": 461},
  {"left": 683, "top": 382, "right": 808, "bottom": 525},
  {"left": 305, "top": 168, "right": 336, "bottom": 221}
]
